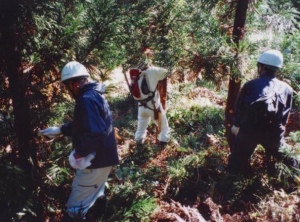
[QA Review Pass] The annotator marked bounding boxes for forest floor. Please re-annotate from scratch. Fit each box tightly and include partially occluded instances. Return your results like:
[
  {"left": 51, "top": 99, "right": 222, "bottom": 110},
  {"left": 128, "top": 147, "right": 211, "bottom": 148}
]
[{"left": 103, "top": 69, "right": 300, "bottom": 222}]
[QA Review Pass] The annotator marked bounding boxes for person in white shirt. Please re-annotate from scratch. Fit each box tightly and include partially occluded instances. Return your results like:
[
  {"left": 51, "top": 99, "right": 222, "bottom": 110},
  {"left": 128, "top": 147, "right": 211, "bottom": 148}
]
[{"left": 131, "top": 65, "right": 170, "bottom": 146}]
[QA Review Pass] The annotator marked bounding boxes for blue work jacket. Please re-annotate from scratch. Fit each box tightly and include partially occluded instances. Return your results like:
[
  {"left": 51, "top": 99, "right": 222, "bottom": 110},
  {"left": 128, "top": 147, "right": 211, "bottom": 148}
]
[
  {"left": 233, "top": 73, "right": 293, "bottom": 129},
  {"left": 61, "top": 82, "right": 119, "bottom": 168}
]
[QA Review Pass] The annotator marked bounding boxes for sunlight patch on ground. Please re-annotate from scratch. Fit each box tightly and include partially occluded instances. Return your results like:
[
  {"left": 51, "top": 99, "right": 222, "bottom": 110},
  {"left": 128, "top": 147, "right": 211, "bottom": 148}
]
[
  {"left": 174, "top": 97, "right": 214, "bottom": 108},
  {"left": 104, "top": 67, "right": 130, "bottom": 97}
]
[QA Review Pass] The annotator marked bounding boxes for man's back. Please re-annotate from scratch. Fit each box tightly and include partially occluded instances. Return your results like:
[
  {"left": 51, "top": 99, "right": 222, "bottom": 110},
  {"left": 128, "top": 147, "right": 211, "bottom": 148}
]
[{"left": 234, "top": 75, "right": 293, "bottom": 129}]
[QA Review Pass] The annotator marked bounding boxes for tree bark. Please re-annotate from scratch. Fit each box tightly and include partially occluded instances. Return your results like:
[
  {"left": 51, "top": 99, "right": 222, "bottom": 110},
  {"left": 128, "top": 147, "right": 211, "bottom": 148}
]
[
  {"left": 225, "top": 0, "right": 249, "bottom": 150},
  {"left": 0, "top": 0, "right": 36, "bottom": 169},
  {"left": 157, "top": 78, "right": 167, "bottom": 111}
]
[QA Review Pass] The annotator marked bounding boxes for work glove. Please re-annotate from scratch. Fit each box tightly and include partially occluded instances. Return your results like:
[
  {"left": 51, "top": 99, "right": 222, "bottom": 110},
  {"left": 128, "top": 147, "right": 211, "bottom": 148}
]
[
  {"left": 39, "top": 126, "right": 61, "bottom": 138},
  {"left": 68, "top": 150, "right": 96, "bottom": 170},
  {"left": 231, "top": 125, "right": 240, "bottom": 136}
]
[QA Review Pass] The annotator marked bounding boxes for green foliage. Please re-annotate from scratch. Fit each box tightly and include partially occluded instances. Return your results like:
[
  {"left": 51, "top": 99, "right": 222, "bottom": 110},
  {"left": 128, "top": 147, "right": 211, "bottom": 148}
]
[
  {"left": 107, "top": 164, "right": 158, "bottom": 221},
  {"left": 46, "top": 163, "right": 71, "bottom": 185},
  {"left": 281, "top": 30, "right": 300, "bottom": 99},
  {"left": 217, "top": 174, "right": 272, "bottom": 210},
  {"left": 109, "top": 95, "right": 137, "bottom": 130},
  {"left": 167, "top": 159, "right": 188, "bottom": 182},
  {"left": 44, "top": 140, "right": 73, "bottom": 183},
  {"left": 289, "top": 131, "right": 300, "bottom": 142},
  {"left": 167, "top": 151, "right": 205, "bottom": 181},
  {"left": 168, "top": 104, "right": 224, "bottom": 147},
  {"left": 2, "top": 0, "right": 300, "bottom": 221},
  {"left": 0, "top": 160, "right": 42, "bottom": 221},
  {"left": 119, "top": 0, "right": 192, "bottom": 72},
  {"left": 123, "top": 197, "right": 157, "bottom": 222}
]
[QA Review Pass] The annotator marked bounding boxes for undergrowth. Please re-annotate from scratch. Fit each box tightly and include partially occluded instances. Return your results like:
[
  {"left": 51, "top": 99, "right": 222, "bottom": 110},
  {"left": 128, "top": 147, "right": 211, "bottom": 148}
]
[{"left": 1, "top": 81, "right": 300, "bottom": 221}]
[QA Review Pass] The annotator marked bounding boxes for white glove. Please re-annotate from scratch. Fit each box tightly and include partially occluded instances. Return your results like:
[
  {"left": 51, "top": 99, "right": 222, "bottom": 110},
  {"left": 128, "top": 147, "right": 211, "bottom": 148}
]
[
  {"left": 231, "top": 125, "right": 240, "bottom": 136},
  {"left": 68, "top": 150, "right": 96, "bottom": 170},
  {"left": 39, "top": 126, "right": 61, "bottom": 138}
]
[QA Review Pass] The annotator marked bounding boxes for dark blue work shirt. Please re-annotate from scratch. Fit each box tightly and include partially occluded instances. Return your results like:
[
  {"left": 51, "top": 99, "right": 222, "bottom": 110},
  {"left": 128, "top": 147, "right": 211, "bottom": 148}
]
[
  {"left": 61, "top": 82, "right": 119, "bottom": 168},
  {"left": 233, "top": 73, "right": 293, "bottom": 128}
]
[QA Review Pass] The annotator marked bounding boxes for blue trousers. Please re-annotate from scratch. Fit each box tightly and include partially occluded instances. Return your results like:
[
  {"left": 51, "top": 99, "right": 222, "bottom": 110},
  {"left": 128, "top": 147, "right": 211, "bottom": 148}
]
[{"left": 228, "top": 124, "right": 286, "bottom": 172}]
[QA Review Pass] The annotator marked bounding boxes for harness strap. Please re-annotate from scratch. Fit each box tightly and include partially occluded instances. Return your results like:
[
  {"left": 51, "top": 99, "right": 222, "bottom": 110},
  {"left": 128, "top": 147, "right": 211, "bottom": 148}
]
[
  {"left": 138, "top": 102, "right": 155, "bottom": 110},
  {"left": 137, "top": 91, "right": 155, "bottom": 103}
]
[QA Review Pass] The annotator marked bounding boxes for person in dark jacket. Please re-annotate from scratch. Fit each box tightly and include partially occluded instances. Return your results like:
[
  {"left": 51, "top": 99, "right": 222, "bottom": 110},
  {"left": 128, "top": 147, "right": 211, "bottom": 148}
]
[
  {"left": 228, "top": 49, "right": 297, "bottom": 174},
  {"left": 40, "top": 61, "right": 119, "bottom": 220}
]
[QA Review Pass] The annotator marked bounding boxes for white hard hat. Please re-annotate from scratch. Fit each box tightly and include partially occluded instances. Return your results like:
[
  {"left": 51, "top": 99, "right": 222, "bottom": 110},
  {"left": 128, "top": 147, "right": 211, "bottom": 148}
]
[
  {"left": 257, "top": 49, "right": 283, "bottom": 68},
  {"left": 61, "top": 61, "right": 90, "bottom": 82}
]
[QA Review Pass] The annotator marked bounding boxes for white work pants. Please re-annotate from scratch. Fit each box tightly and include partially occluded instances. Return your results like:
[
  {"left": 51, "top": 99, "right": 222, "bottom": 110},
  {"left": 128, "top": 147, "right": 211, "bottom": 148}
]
[
  {"left": 66, "top": 166, "right": 112, "bottom": 219},
  {"left": 135, "top": 103, "right": 170, "bottom": 143}
]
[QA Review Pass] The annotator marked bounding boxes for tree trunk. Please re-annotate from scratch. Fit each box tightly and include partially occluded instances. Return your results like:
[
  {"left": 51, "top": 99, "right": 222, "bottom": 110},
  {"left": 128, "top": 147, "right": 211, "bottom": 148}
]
[
  {"left": 0, "top": 0, "right": 36, "bottom": 169},
  {"left": 157, "top": 78, "right": 167, "bottom": 111},
  {"left": 225, "top": 0, "right": 249, "bottom": 150}
]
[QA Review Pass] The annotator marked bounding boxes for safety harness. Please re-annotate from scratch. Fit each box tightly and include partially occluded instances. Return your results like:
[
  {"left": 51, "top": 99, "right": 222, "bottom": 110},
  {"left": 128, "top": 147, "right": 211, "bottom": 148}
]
[
  {"left": 129, "top": 67, "right": 163, "bottom": 135},
  {"left": 138, "top": 83, "right": 161, "bottom": 121}
]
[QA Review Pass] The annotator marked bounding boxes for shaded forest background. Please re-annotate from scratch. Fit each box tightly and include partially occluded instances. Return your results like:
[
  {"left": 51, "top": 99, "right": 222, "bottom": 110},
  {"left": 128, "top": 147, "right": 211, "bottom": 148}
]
[{"left": 1, "top": 0, "right": 300, "bottom": 221}]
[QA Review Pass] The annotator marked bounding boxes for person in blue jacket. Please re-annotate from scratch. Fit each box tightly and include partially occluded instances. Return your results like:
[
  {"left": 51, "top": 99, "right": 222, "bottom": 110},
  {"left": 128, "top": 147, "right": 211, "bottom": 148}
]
[
  {"left": 228, "top": 49, "right": 297, "bottom": 174},
  {"left": 40, "top": 61, "right": 119, "bottom": 220}
]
